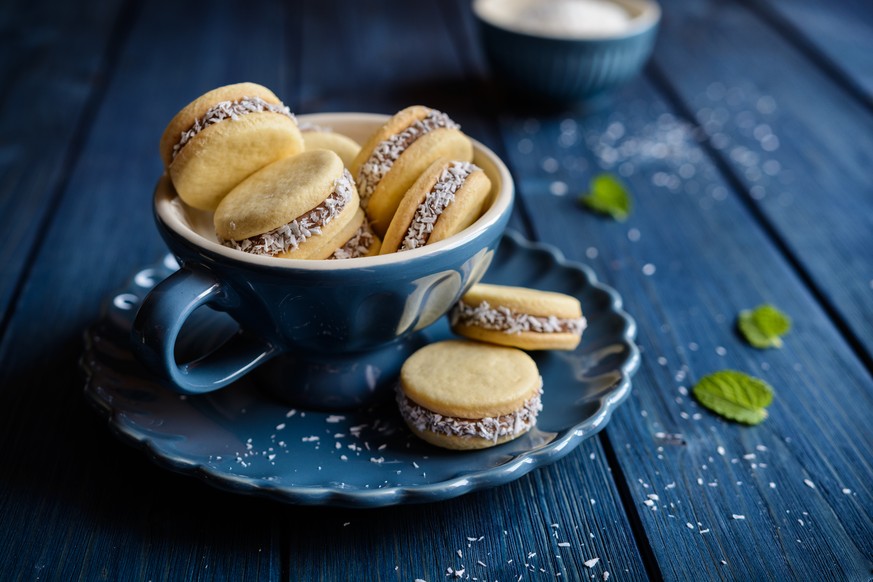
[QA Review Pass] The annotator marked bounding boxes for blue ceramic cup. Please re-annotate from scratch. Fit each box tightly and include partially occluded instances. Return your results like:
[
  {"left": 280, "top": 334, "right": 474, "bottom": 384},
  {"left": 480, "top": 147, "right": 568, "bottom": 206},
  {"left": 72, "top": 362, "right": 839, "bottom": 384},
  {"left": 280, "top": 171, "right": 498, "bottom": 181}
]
[{"left": 131, "top": 113, "right": 513, "bottom": 409}]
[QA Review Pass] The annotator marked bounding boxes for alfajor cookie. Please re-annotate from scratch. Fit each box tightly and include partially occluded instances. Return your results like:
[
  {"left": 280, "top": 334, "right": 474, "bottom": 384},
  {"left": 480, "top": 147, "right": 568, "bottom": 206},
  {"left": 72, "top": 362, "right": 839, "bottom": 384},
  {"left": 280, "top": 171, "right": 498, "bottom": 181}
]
[
  {"left": 450, "top": 284, "right": 587, "bottom": 351},
  {"left": 214, "top": 150, "right": 360, "bottom": 260},
  {"left": 299, "top": 123, "right": 361, "bottom": 168},
  {"left": 397, "top": 340, "right": 543, "bottom": 450},
  {"left": 160, "top": 82, "right": 304, "bottom": 211},
  {"left": 350, "top": 105, "right": 474, "bottom": 236},
  {"left": 328, "top": 209, "right": 382, "bottom": 259},
  {"left": 380, "top": 159, "right": 491, "bottom": 254}
]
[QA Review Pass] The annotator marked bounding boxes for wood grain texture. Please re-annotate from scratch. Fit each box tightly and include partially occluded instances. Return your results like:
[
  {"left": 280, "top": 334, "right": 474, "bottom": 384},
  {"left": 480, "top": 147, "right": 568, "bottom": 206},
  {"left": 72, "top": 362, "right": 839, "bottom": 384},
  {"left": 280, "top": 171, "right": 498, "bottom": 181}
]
[
  {"left": 0, "top": 0, "right": 127, "bottom": 330},
  {"left": 486, "top": 68, "right": 873, "bottom": 579},
  {"left": 751, "top": 0, "right": 873, "bottom": 102},
  {"left": 652, "top": 0, "right": 873, "bottom": 368},
  {"left": 281, "top": 440, "right": 646, "bottom": 581},
  {"left": 0, "top": 0, "right": 291, "bottom": 578}
]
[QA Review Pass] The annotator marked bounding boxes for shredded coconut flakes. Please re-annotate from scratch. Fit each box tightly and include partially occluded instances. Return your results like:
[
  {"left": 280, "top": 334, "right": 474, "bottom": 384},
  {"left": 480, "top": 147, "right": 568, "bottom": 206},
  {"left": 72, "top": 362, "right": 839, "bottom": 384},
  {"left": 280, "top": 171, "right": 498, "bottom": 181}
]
[
  {"left": 397, "top": 383, "right": 543, "bottom": 443},
  {"left": 221, "top": 169, "right": 354, "bottom": 256},
  {"left": 330, "top": 219, "right": 377, "bottom": 260},
  {"left": 173, "top": 96, "right": 296, "bottom": 159},
  {"left": 451, "top": 299, "right": 587, "bottom": 336},
  {"left": 356, "top": 109, "right": 459, "bottom": 208},
  {"left": 399, "top": 161, "right": 476, "bottom": 251}
]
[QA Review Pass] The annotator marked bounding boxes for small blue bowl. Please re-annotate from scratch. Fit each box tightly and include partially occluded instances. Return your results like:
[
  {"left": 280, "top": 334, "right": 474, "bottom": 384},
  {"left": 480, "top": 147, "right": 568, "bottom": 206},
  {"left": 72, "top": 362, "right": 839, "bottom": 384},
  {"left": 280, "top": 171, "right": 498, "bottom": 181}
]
[{"left": 474, "top": 0, "right": 660, "bottom": 103}]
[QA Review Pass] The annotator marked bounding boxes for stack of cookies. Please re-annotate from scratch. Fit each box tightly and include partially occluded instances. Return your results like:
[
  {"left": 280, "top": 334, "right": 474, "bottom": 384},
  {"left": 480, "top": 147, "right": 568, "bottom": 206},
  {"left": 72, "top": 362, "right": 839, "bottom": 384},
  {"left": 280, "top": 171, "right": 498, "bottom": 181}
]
[
  {"left": 159, "top": 83, "right": 492, "bottom": 260},
  {"left": 396, "top": 283, "right": 588, "bottom": 451}
]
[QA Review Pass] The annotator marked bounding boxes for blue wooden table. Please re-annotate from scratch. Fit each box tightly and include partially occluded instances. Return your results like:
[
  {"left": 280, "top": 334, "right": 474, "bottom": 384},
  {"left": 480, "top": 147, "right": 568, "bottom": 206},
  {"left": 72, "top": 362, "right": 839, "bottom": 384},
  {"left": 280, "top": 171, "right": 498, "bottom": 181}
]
[{"left": 1, "top": 0, "right": 871, "bottom": 580}]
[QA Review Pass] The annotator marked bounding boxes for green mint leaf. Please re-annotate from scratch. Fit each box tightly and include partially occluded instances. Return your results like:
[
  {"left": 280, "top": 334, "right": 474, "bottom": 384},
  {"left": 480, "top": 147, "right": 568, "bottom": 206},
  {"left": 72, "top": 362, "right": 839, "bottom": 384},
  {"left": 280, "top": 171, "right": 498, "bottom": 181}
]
[
  {"left": 693, "top": 370, "right": 774, "bottom": 425},
  {"left": 738, "top": 304, "right": 791, "bottom": 349},
  {"left": 578, "top": 173, "right": 632, "bottom": 221}
]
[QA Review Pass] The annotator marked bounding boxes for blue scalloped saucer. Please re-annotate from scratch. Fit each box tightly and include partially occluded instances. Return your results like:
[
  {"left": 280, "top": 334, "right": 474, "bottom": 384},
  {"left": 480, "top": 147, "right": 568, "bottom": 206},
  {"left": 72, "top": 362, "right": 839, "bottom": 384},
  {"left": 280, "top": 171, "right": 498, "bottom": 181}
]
[{"left": 81, "top": 230, "right": 639, "bottom": 507}]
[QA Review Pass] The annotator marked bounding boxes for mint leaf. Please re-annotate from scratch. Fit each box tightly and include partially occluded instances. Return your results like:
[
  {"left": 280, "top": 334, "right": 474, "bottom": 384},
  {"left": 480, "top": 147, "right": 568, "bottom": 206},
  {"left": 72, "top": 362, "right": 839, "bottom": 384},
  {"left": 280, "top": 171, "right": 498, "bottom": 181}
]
[
  {"left": 693, "top": 370, "right": 774, "bottom": 425},
  {"left": 578, "top": 174, "right": 632, "bottom": 221},
  {"left": 738, "top": 304, "right": 791, "bottom": 349}
]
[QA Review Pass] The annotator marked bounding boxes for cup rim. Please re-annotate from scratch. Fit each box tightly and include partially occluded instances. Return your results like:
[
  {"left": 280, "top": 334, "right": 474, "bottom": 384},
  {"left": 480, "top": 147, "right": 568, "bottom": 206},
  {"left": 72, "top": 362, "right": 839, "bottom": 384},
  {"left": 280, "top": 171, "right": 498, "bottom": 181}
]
[
  {"left": 155, "top": 112, "right": 514, "bottom": 271},
  {"left": 473, "top": 0, "right": 661, "bottom": 41}
]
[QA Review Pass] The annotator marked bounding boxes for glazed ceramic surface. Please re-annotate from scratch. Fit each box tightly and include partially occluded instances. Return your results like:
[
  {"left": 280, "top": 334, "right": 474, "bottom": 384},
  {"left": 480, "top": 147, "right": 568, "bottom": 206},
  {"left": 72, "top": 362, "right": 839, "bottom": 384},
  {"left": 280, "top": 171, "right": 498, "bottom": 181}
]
[
  {"left": 84, "top": 231, "right": 639, "bottom": 507},
  {"left": 131, "top": 113, "right": 513, "bottom": 398},
  {"left": 473, "top": 0, "right": 660, "bottom": 101}
]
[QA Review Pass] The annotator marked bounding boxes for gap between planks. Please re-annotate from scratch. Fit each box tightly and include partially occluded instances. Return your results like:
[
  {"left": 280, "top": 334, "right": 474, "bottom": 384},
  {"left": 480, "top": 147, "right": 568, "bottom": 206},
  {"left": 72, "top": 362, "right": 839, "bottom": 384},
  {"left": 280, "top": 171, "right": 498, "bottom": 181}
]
[{"left": 736, "top": 0, "right": 873, "bottom": 113}]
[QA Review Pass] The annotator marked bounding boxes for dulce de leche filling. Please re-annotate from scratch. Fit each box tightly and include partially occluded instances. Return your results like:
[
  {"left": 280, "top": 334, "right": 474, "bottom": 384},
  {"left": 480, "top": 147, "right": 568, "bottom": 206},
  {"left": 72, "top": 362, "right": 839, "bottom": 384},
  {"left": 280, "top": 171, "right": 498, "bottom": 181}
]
[
  {"left": 399, "top": 161, "right": 477, "bottom": 252},
  {"left": 172, "top": 96, "right": 297, "bottom": 160},
  {"left": 397, "top": 383, "right": 543, "bottom": 443},
  {"left": 220, "top": 169, "right": 354, "bottom": 256},
  {"left": 451, "top": 300, "right": 587, "bottom": 336},
  {"left": 330, "top": 220, "right": 377, "bottom": 260},
  {"left": 356, "top": 109, "right": 460, "bottom": 208}
]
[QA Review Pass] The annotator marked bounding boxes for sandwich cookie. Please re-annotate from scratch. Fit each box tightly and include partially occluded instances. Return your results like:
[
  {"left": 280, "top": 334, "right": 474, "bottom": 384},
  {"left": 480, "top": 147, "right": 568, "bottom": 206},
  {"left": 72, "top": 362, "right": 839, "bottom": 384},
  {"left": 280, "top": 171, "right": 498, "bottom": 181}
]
[
  {"left": 350, "top": 105, "right": 473, "bottom": 236},
  {"left": 380, "top": 159, "right": 491, "bottom": 254},
  {"left": 214, "top": 150, "right": 360, "bottom": 260},
  {"left": 299, "top": 122, "right": 361, "bottom": 168},
  {"left": 160, "top": 82, "right": 304, "bottom": 211},
  {"left": 450, "top": 284, "right": 587, "bottom": 350},
  {"left": 328, "top": 209, "right": 382, "bottom": 259},
  {"left": 397, "top": 340, "right": 543, "bottom": 450}
]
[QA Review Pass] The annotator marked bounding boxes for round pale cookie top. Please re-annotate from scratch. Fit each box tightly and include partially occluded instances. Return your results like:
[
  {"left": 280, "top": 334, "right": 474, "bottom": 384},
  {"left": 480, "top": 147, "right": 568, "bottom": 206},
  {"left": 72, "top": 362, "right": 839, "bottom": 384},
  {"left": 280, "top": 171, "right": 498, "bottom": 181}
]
[
  {"left": 159, "top": 82, "right": 284, "bottom": 167},
  {"left": 460, "top": 283, "right": 582, "bottom": 319},
  {"left": 214, "top": 149, "right": 345, "bottom": 240},
  {"left": 301, "top": 130, "right": 361, "bottom": 168},
  {"left": 400, "top": 339, "right": 541, "bottom": 418}
]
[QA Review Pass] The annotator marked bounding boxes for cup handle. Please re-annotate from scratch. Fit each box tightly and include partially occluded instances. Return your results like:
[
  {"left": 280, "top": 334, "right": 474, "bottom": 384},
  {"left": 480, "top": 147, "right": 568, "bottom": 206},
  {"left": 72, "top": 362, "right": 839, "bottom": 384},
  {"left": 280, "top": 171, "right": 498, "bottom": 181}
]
[{"left": 131, "top": 266, "right": 276, "bottom": 394}]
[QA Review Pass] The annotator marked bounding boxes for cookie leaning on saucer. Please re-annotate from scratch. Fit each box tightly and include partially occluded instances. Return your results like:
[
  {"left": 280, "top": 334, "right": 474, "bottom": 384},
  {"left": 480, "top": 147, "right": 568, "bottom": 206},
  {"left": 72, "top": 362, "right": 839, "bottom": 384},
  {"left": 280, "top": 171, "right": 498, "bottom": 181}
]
[
  {"left": 350, "top": 105, "right": 474, "bottom": 237},
  {"left": 450, "top": 283, "right": 587, "bottom": 350},
  {"left": 380, "top": 158, "right": 491, "bottom": 254},
  {"left": 214, "top": 150, "right": 360, "bottom": 260},
  {"left": 397, "top": 339, "right": 543, "bottom": 450},
  {"left": 300, "top": 124, "right": 361, "bottom": 168},
  {"left": 160, "top": 82, "right": 304, "bottom": 211}
]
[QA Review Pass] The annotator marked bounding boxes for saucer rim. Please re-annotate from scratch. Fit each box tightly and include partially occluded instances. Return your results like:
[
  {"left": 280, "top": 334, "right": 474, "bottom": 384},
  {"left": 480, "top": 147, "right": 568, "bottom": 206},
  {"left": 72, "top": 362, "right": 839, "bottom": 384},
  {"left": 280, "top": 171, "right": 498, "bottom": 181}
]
[{"left": 81, "top": 230, "right": 640, "bottom": 507}]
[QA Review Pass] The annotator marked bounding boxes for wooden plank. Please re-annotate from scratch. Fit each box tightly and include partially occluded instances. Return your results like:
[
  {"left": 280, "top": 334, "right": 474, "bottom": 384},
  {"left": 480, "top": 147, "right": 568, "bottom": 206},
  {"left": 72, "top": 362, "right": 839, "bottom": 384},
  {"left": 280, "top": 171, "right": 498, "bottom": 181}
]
[
  {"left": 284, "top": 440, "right": 646, "bottom": 581},
  {"left": 750, "top": 0, "right": 873, "bottom": 102},
  {"left": 0, "top": 0, "right": 292, "bottom": 578},
  {"left": 0, "top": 0, "right": 126, "bottom": 328},
  {"left": 489, "top": 67, "right": 873, "bottom": 579},
  {"left": 651, "top": 0, "right": 873, "bottom": 367}
]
